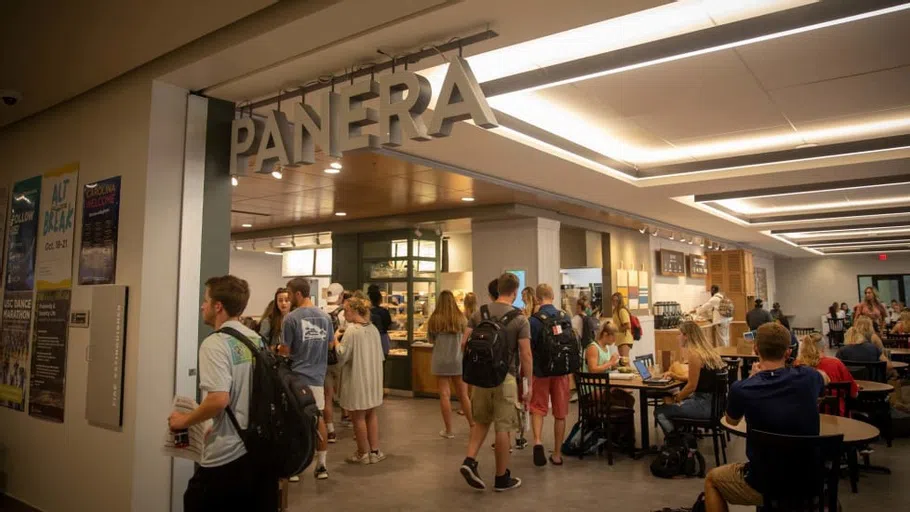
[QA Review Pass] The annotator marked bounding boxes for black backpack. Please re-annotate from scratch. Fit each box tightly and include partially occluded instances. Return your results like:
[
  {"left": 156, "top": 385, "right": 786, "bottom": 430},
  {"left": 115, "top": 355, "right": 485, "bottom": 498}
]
[
  {"left": 463, "top": 305, "right": 522, "bottom": 388},
  {"left": 580, "top": 314, "right": 599, "bottom": 345},
  {"left": 532, "top": 310, "right": 581, "bottom": 377},
  {"left": 218, "top": 327, "right": 320, "bottom": 479},
  {"left": 650, "top": 432, "right": 706, "bottom": 479}
]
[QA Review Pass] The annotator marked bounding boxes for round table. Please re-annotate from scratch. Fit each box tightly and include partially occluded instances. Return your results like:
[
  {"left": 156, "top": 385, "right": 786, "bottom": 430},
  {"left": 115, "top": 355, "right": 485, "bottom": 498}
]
[
  {"left": 721, "top": 414, "right": 880, "bottom": 444},
  {"left": 856, "top": 380, "right": 894, "bottom": 394},
  {"left": 891, "top": 361, "right": 908, "bottom": 370}
]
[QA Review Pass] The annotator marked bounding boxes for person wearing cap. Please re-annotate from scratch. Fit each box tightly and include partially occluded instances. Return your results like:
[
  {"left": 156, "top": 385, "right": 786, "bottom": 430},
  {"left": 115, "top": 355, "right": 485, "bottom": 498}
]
[{"left": 746, "top": 298, "right": 773, "bottom": 331}]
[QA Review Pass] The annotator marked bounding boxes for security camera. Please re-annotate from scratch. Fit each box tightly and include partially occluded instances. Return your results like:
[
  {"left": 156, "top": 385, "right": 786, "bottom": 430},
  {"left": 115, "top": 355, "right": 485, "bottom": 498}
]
[{"left": 1, "top": 90, "right": 22, "bottom": 107}]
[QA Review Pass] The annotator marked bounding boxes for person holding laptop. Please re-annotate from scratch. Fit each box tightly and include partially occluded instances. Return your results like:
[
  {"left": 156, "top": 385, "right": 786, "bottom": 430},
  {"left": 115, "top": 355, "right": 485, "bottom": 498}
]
[{"left": 653, "top": 321, "right": 726, "bottom": 434}]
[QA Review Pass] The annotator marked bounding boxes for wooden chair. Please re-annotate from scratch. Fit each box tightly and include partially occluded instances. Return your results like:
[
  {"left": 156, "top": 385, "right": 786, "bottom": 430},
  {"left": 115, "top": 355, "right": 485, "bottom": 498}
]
[
  {"left": 748, "top": 429, "right": 843, "bottom": 512},
  {"left": 574, "top": 372, "right": 636, "bottom": 465},
  {"left": 792, "top": 327, "right": 816, "bottom": 337},
  {"left": 673, "top": 370, "right": 729, "bottom": 467}
]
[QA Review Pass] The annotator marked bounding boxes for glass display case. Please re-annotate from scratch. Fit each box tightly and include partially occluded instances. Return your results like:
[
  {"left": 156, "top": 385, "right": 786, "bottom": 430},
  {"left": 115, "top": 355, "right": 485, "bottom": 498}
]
[{"left": 359, "top": 230, "right": 440, "bottom": 391}]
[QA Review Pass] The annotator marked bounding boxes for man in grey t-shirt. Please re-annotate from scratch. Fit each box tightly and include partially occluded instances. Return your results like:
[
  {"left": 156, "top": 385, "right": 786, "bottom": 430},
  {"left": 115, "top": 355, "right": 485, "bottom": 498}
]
[{"left": 168, "top": 275, "right": 276, "bottom": 511}]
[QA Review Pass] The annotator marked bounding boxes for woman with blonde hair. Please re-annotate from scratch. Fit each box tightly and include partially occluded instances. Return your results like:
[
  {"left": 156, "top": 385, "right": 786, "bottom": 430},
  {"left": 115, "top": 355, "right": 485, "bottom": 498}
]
[
  {"left": 653, "top": 321, "right": 725, "bottom": 434},
  {"left": 521, "top": 286, "right": 539, "bottom": 318},
  {"left": 334, "top": 295, "right": 386, "bottom": 464},
  {"left": 462, "top": 292, "right": 477, "bottom": 322},
  {"left": 890, "top": 310, "right": 910, "bottom": 334},
  {"left": 584, "top": 322, "right": 620, "bottom": 373},
  {"left": 427, "top": 290, "right": 473, "bottom": 438},
  {"left": 844, "top": 315, "right": 884, "bottom": 350},
  {"left": 854, "top": 286, "right": 888, "bottom": 332}
]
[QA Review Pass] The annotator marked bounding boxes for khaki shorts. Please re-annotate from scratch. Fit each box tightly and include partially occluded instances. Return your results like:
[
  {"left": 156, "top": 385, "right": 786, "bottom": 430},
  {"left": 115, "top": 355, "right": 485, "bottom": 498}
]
[
  {"left": 471, "top": 374, "right": 520, "bottom": 433},
  {"left": 708, "top": 463, "right": 763, "bottom": 507}
]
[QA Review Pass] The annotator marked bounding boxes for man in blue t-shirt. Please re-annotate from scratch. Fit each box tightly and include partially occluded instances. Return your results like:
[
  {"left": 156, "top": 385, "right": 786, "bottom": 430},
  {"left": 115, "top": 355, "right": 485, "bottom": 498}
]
[{"left": 704, "top": 322, "right": 826, "bottom": 511}]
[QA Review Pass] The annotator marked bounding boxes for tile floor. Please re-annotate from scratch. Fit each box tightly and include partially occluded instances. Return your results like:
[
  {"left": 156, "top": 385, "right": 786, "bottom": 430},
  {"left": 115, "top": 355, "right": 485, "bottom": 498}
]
[{"left": 285, "top": 396, "right": 907, "bottom": 511}]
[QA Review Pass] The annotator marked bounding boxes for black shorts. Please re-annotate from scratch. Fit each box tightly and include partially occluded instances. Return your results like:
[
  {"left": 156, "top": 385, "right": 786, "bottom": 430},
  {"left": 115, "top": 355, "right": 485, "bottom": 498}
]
[{"left": 184, "top": 454, "right": 278, "bottom": 512}]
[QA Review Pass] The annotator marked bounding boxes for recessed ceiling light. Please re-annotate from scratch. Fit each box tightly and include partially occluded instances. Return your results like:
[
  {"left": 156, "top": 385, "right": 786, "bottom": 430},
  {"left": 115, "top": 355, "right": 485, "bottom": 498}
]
[
  {"left": 639, "top": 227, "right": 647, "bottom": 234},
  {"left": 330, "top": 162, "right": 343, "bottom": 170},
  {"left": 242, "top": 223, "right": 252, "bottom": 228},
  {"left": 335, "top": 212, "right": 347, "bottom": 217},
  {"left": 271, "top": 170, "right": 283, "bottom": 180},
  {"left": 461, "top": 197, "right": 475, "bottom": 202},
  {"left": 231, "top": 176, "right": 238, "bottom": 187}
]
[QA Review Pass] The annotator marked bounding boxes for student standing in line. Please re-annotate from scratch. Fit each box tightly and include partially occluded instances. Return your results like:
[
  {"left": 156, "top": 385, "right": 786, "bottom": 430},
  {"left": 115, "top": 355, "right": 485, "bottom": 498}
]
[
  {"left": 334, "top": 295, "right": 386, "bottom": 464},
  {"left": 170, "top": 275, "right": 277, "bottom": 511},
  {"left": 282, "top": 278, "right": 333, "bottom": 481},
  {"left": 428, "top": 290, "right": 474, "bottom": 438},
  {"left": 259, "top": 287, "right": 290, "bottom": 350},
  {"left": 367, "top": 285, "right": 392, "bottom": 358},
  {"left": 528, "top": 284, "right": 570, "bottom": 466},
  {"left": 611, "top": 292, "right": 634, "bottom": 359},
  {"left": 521, "top": 286, "right": 539, "bottom": 318},
  {"left": 463, "top": 292, "right": 477, "bottom": 322},
  {"left": 460, "top": 273, "right": 532, "bottom": 492}
]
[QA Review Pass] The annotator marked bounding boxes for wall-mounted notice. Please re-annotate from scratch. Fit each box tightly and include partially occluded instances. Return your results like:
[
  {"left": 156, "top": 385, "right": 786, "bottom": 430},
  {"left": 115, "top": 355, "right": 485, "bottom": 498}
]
[
  {"left": 86, "top": 285, "right": 128, "bottom": 431},
  {"left": 0, "top": 185, "right": 8, "bottom": 279},
  {"left": 79, "top": 177, "right": 121, "bottom": 285},
  {"left": 0, "top": 291, "right": 35, "bottom": 411},
  {"left": 37, "top": 163, "right": 79, "bottom": 290},
  {"left": 5, "top": 176, "right": 42, "bottom": 292},
  {"left": 28, "top": 289, "right": 71, "bottom": 422},
  {"left": 658, "top": 249, "right": 686, "bottom": 277}
]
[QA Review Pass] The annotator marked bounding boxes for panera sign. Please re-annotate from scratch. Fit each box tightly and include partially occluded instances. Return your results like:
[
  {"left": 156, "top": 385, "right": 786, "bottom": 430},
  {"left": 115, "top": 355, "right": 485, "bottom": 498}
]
[{"left": 230, "top": 56, "right": 497, "bottom": 175}]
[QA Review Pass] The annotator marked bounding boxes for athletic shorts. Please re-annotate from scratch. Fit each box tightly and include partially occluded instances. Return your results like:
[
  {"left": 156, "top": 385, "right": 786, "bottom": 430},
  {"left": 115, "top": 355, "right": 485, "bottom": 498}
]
[
  {"left": 529, "top": 375, "right": 570, "bottom": 419},
  {"left": 309, "top": 385, "right": 325, "bottom": 411},
  {"left": 708, "top": 463, "right": 763, "bottom": 506},
  {"left": 471, "top": 374, "right": 520, "bottom": 433}
]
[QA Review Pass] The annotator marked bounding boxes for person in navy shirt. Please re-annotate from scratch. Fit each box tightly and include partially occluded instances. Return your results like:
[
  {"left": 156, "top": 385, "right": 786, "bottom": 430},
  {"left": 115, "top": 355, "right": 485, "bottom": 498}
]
[{"left": 704, "top": 322, "right": 826, "bottom": 512}]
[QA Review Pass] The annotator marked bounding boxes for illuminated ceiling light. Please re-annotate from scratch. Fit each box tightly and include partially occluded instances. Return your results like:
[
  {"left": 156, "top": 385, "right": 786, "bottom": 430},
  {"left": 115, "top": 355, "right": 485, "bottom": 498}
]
[
  {"left": 461, "top": 197, "right": 475, "bottom": 202},
  {"left": 714, "top": 195, "right": 910, "bottom": 216},
  {"left": 639, "top": 226, "right": 648, "bottom": 234},
  {"left": 265, "top": 251, "right": 282, "bottom": 256},
  {"left": 330, "top": 162, "right": 343, "bottom": 170},
  {"left": 818, "top": 249, "right": 910, "bottom": 256},
  {"left": 779, "top": 226, "right": 910, "bottom": 240},
  {"left": 814, "top": 242, "right": 910, "bottom": 251},
  {"left": 699, "top": 240, "right": 705, "bottom": 247},
  {"left": 688, "top": 239, "right": 694, "bottom": 245},
  {"left": 335, "top": 212, "right": 347, "bottom": 217},
  {"left": 271, "top": 170, "right": 283, "bottom": 180},
  {"left": 242, "top": 223, "right": 252, "bottom": 228},
  {"left": 231, "top": 176, "right": 239, "bottom": 187},
  {"left": 805, "top": 238, "right": 910, "bottom": 248},
  {"left": 669, "top": 233, "right": 676, "bottom": 240},
  {"left": 233, "top": 242, "right": 241, "bottom": 251},
  {"left": 650, "top": 228, "right": 659, "bottom": 237},
  {"left": 324, "top": 168, "right": 341, "bottom": 174}
]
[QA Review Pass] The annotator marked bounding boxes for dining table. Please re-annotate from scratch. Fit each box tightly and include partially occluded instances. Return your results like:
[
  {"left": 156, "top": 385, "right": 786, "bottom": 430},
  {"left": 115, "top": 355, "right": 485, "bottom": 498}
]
[
  {"left": 715, "top": 346, "right": 759, "bottom": 380},
  {"left": 609, "top": 376, "right": 683, "bottom": 456}
]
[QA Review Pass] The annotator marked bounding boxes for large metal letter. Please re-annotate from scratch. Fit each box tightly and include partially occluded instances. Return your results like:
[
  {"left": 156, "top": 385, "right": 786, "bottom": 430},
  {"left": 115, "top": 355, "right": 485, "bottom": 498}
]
[
  {"left": 229, "top": 117, "right": 262, "bottom": 176},
  {"left": 428, "top": 56, "right": 498, "bottom": 138},
  {"left": 337, "top": 79, "right": 380, "bottom": 152},
  {"left": 379, "top": 72, "right": 432, "bottom": 147},
  {"left": 293, "top": 91, "right": 341, "bottom": 164},
  {"left": 255, "top": 110, "right": 293, "bottom": 174}
]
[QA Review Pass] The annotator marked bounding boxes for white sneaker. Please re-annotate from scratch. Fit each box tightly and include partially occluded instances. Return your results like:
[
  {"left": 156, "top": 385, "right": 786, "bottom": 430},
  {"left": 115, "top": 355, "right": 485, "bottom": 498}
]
[
  {"left": 369, "top": 450, "right": 387, "bottom": 464},
  {"left": 288, "top": 475, "right": 300, "bottom": 482},
  {"left": 439, "top": 430, "right": 455, "bottom": 439},
  {"left": 346, "top": 451, "right": 370, "bottom": 464},
  {"left": 314, "top": 465, "right": 328, "bottom": 480}
]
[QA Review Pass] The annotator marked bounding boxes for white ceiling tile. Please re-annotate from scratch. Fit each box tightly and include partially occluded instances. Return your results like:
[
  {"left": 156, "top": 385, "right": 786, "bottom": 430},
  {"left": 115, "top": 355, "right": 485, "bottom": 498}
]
[{"left": 736, "top": 9, "right": 910, "bottom": 91}]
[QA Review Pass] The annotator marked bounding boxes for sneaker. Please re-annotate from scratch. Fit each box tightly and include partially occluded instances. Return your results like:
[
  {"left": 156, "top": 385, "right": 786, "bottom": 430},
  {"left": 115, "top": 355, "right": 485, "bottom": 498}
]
[
  {"left": 288, "top": 475, "right": 300, "bottom": 483},
  {"left": 327, "top": 432, "right": 337, "bottom": 444},
  {"left": 459, "top": 458, "right": 485, "bottom": 490},
  {"left": 439, "top": 430, "right": 455, "bottom": 439},
  {"left": 533, "top": 444, "right": 547, "bottom": 466},
  {"left": 515, "top": 437, "right": 528, "bottom": 450},
  {"left": 314, "top": 465, "right": 328, "bottom": 480},
  {"left": 369, "top": 450, "right": 387, "bottom": 464},
  {"left": 494, "top": 470, "right": 522, "bottom": 492},
  {"left": 346, "top": 451, "right": 370, "bottom": 464}
]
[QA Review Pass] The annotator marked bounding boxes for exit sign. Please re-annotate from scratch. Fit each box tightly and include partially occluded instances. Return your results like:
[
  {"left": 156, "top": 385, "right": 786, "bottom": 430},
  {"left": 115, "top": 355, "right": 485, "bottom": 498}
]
[{"left": 880, "top": 254, "right": 888, "bottom": 261}]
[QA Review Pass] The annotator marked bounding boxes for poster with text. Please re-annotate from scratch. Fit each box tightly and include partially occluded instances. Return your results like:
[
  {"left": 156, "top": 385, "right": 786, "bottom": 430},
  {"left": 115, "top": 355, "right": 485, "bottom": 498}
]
[
  {"left": 79, "top": 176, "right": 121, "bottom": 285},
  {"left": 0, "top": 291, "right": 35, "bottom": 410},
  {"left": 28, "top": 289, "right": 71, "bottom": 422},
  {"left": 0, "top": 185, "right": 8, "bottom": 279},
  {"left": 37, "top": 163, "right": 79, "bottom": 290},
  {"left": 4, "top": 176, "right": 42, "bottom": 292},
  {"left": 639, "top": 271, "right": 650, "bottom": 310}
]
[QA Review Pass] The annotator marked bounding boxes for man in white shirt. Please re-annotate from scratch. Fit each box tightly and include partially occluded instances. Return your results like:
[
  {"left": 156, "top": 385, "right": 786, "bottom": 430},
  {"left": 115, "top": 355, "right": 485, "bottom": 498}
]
[
  {"left": 695, "top": 285, "right": 732, "bottom": 347},
  {"left": 168, "top": 275, "right": 276, "bottom": 511}
]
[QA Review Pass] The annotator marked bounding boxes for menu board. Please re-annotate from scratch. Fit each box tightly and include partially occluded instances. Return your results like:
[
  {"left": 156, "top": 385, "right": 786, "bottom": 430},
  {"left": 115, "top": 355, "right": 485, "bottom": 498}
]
[
  {"left": 658, "top": 249, "right": 686, "bottom": 277},
  {"left": 688, "top": 255, "right": 707, "bottom": 278}
]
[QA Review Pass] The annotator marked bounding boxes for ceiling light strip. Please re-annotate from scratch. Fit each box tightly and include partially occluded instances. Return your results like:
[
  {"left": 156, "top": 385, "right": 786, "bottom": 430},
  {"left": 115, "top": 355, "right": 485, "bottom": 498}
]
[
  {"left": 770, "top": 220, "right": 910, "bottom": 235},
  {"left": 819, "top": 249, "right": 910, "bottom": 256},
  {"left": 802, "top": 237, "right": 910, "bottom": 248},
  {"left": 694, "top": 174, "right": 910, "bottom": 203},
  {"left": 479, "top": 0, "right": 910, "bottom": 98}
]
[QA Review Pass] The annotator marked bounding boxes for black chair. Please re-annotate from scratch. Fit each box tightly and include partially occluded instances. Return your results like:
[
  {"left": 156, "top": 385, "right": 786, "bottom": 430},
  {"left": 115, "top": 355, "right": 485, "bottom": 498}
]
[
  {"left": 827, "top": 318, "right": 845, "bottom": 348},
  {"left": 672, "top": 370, "right": 729, "bottom": 467},
  {"left": 574, "top": 372, "right": 636, "bottom": 465},
  {"left": 748, "top": 429, "right": 843, "bottom": 512},
  {"left": 883, "top": 333, "right": 909, "bottom": 349},
  {"left": 792, "top": 327, "right": 816, "bottom": 337},
  {"left": 841, "top": 359, "right": 888, "bottom": 383},
  {"left": 820, "top": 381, "right": 853, "bottom": 417}
]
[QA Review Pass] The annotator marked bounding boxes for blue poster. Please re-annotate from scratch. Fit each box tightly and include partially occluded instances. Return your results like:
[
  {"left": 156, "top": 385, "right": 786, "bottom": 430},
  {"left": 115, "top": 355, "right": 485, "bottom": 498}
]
[
  {"left": 4, "top": 176, "right": 42, "bottom": 292},
  {"left": 79, "top": 176, "right": 121, "bottom": 285}
]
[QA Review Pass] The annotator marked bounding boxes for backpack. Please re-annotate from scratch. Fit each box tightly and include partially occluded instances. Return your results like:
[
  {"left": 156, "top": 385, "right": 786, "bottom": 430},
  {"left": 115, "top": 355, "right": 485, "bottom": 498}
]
[
  {"left": 630, "top": 313, "right": 643, "bottom": 341},
  {"left": 218, "top": 327, "right": 320, "bottom": 479},
  {"left": 561, "top": 421, "right": 607, "bottom": 457},
  {"left": 580, "top": 314, "right": 600, "bottom": 345},
  {"left": 532, "top": 310, "right": 581, "bottom": 377},
  {"left": 463, "top": 305, "right": 523, "bottom": 388},
  {"left": 717, "top": 295, "right": 734, "bottom": 318},
  {"left": 650, "top": 432, "right": 706, "bottom": 479}
]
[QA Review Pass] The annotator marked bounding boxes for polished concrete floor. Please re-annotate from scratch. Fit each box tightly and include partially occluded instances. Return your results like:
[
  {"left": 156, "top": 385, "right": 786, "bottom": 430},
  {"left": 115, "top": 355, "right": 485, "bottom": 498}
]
[{"left": 286, "top": 396, "right": 907, "bottom": 511}]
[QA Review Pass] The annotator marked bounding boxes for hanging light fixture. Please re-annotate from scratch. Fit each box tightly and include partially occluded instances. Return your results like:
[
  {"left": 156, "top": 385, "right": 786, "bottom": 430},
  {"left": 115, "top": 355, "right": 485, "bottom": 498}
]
[{"left": 231, "top": 176, "right": 239, "bottom": 187}]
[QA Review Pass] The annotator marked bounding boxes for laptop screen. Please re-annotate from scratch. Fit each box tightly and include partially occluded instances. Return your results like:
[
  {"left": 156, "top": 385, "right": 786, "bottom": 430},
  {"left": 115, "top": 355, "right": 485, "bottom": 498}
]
[
  {"left": 633, "top": 359, "right": 651, "bottom": 380},
  {"left": 744, "top": 331, "right": 755, "bottom": 342}
]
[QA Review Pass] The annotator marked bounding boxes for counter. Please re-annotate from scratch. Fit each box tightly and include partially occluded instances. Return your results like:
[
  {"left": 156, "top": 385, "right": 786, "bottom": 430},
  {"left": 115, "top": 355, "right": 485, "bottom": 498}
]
[
  {"left": 655, "top": 320, "right": 750, "bottom": 367},
  {"left": 411, "top": 343, "right": 437, "bottom": 396}
]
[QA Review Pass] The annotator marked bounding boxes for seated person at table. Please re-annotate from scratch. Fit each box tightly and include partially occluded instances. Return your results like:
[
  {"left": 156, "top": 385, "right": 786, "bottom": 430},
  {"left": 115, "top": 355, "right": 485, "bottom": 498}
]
[
  {"left": 795, "top": 333, "right": 856, "bottom": 415},
  {"left": 704, "top": 323, "right": 825, "bottom": 512},
  {"left": 583, "top": 323, "right": 634, "bottom": 408},
  {"left": 836, "top": 316, "right": 891, "bottom": 371},
  {"left": 653, "top": 321, "right": 725, "bottom": 434},
  {"left": 843, "top": 315, "right": 884, "bottom": 351},
  {"left": 890, "top": 310, "right": 910, "bottom": 335}
]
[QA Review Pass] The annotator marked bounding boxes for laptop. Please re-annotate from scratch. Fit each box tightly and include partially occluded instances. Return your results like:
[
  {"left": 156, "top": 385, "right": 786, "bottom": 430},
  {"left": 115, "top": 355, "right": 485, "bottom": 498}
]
[
  {"left": 633, "top": 359, "right": 672, "bottom": 385},
  {"left": 743, "top": 331, "right": 755, "bottom": 342}
]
